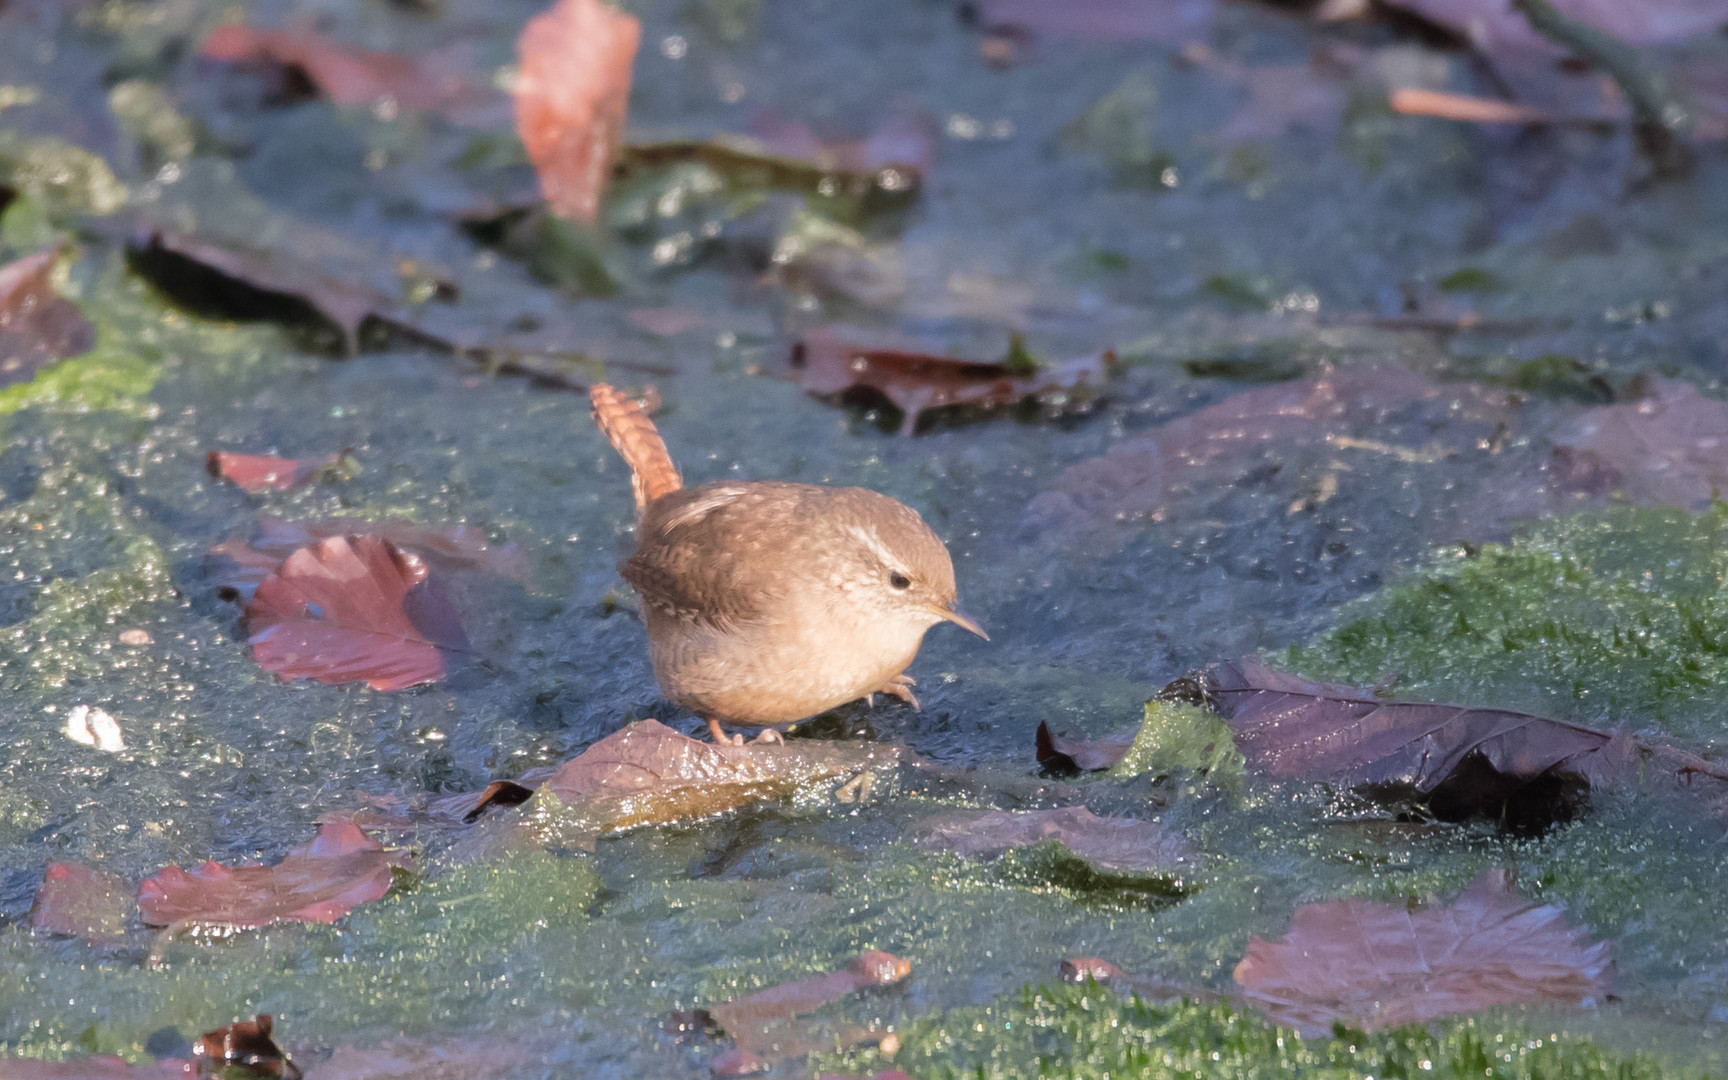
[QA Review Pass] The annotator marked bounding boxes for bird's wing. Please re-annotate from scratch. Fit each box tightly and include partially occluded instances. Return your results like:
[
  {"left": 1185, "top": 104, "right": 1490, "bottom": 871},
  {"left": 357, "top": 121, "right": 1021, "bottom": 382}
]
[{"left": 621, "top": 484, "right": 796, "bottom": 629}]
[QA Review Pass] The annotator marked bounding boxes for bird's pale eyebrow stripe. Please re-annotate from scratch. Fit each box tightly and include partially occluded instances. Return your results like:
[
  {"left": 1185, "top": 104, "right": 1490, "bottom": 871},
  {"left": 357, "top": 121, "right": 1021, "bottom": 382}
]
[{"left": 844, "top": 524, "right": 901, "bottom": 570}]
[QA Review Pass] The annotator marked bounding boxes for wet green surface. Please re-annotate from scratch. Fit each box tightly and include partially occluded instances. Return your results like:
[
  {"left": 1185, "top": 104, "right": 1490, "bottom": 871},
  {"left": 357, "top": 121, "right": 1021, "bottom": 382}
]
[{"left": 2, "top": 0, "right": 1728, "bottom": 1075}]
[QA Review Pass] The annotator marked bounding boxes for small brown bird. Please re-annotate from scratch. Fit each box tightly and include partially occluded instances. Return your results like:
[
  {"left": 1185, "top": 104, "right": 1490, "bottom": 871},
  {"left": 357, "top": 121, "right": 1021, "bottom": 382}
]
[{"left": 590, "top": 384, "right": 987, "bottom": 743}]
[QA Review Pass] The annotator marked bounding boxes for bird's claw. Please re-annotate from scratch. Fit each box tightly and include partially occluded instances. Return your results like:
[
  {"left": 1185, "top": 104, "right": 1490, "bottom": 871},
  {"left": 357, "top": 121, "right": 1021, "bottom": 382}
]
[{"left": 878, "top": 674, "right": 920, "bottom": 711}]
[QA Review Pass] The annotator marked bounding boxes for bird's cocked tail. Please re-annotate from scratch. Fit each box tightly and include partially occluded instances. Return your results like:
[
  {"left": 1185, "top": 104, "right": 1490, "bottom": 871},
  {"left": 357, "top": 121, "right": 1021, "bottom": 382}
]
[{"left": 590, "top": 383, "right": 683, "bottom": 514}]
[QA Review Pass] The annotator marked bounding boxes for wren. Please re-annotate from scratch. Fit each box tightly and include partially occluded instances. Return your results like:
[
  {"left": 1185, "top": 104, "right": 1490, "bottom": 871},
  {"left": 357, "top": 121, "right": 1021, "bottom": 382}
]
[{"left": 590, "top": 384, "right": 987, "bottom": 743}]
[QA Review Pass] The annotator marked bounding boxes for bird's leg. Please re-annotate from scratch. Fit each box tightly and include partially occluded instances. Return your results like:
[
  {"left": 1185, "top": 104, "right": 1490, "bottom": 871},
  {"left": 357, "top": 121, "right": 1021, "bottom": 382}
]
[
  {"left": 704, "top": 716, "right": 744, "bottom": 745},
  {"left": 878, "top": 674, "right": 920, "bottom": 710}
]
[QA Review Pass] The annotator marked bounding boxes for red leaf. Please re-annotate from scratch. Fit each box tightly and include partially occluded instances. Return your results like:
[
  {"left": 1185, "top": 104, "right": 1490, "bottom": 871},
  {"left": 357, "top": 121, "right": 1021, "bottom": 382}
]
[
  {"left": 200, "top": 25, "right": 477, "bottom": 113},
  {"left": 1234, "top": 869, "right": 1612, "bottom": 1035},
  {"left": 513, "top": 0, "right": 641, "bottom": 222},
  {"left": 0, "top": 248, "right": 95, "bottom": 387},
  {"left": 137, "top": 821, "right": 409, "bottom": 929},
  {"left": 245, "top": 535, "right": 469, "bottom": 691},
  {"left": 1035, "top": 720, "right": 1134, "bottom": 773},
  {"left": 193, "top": 1015, "right": 301, "bottom": 1080},
  {"left": 710, "top": 951, "right": 912, "bottom": 1042},
  {"left": 792, "top": 331, "right": 1114, "bottom": 436},
  {"left": 920, "top": 806, "right": 1193, "bottom": 876},
  {"left": 206, "top": 451, "right": 342, "bottom": 493},
  {"left": 28, "top": 861, "right": 134, "bottom": 940}
]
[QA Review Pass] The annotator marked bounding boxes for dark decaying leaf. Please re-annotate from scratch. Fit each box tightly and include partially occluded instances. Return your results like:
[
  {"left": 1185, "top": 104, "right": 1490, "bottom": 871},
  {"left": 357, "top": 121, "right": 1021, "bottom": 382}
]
[
  {"left": 200, "top": 25, "right": 479, "bottom": 114},
  {"left": 1549, "top": 376, "right": 1728, "bottom": 511},
  {"left": 245, "top": 535, "right": 469, "bottom": 691},
  {"left": 194, "top": 1016, "right": 302, "bottom": 1080},
  {"left": 137, "top": 821, "right": 410, "bottom": 929},
  {"left": 538, "top": 719, "right": 901, "bottom": 832},
  {"left": 28, "top": 861, "right": 134, "bottom": 940},
  {"left": 514, "top": 0, "right": 640, "bottom": 222},
  {"left": 971, "top": 0, "right": 1214, "bottom": 44},
  {"left": 0, "top": 248, "right": 95, "bottom": 387},
  {"left": 920, "top": 806, "right": 1193, "bottom": 876},
  {"left": 1233, "top": 869, "right": 1612, "bottom": 1036},
  {"left": 1199, "top": 658, "right": 1647, "bottom": 823},
  {"left": 791, "top": 332, "right": 1114, "bottom": 436},
  {"left": 1035, "top": 720, "right": 1134, "bottom": 773},
  {"left": 206, "top": 451, "right": 348, "bottom": 493}
]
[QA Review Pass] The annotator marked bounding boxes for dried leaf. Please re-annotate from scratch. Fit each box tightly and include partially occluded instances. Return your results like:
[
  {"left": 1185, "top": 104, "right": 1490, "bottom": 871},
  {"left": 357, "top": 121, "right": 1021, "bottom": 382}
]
[
  {"left": 792, "top": 331, "right": 1114, "bottom": 436},
  {"left": 1201, "top": 658, "right": 1638, "bottom": 821},
  {"left": 28, "top": 861, "right": 134, "bottom": 940},
  {"left": 710, "top": 951, "right": 912, "bottom": 1039},
  {"left": 245, "top": 535, "right": 469, "bottom": 691},
  {"left": 194, "top": 1016, "right": 302, "bottom": 1080},
  {"left": 539, "top": 719, "right": 900, "bottom": 832},
  {"left": 200, "top": 25, "right": 478, "bottom": 113},
  {"left": 1234, "top": 869, "right": 1612, "bottom": 1035},
  {"left": 972, "top": 0, "right": 1214, "bottom": 44},
  {"left": 206, "top": 451, "right": 346, "bottom": 493},
  {"left": 0, "top": 249, "right": 94, "bottom": 387},
  {"left": 1551, "top": 376, "right": 1728, "bottom": 510},
  {"left": 1035, "top": 720, "right": 1134, "bottom": 773},
  {"left": 137, "top": 821, "right": 409, "bottom": 929},
  {"left": 514, "top": 0, "right": 641, "bottom": 222},
  {"left": 920, "top": 806, "right": 1193, "bottom": 875}
]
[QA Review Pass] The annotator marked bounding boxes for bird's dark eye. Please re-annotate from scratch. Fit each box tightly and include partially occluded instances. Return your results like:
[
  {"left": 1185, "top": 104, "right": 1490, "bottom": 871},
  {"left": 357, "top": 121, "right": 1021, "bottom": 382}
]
[{"left": 889, "top": 571, "right": 912, "bottom": 590}]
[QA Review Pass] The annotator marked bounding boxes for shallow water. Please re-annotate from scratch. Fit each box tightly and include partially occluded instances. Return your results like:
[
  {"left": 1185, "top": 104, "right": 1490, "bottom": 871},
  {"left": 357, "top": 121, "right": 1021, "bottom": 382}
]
[{"left": 3, "top": 0, "right": 1728, "bottom": 1074}]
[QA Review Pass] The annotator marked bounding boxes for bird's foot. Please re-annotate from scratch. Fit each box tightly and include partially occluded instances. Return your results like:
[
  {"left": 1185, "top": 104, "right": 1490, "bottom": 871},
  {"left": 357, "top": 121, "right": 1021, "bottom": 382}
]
[
  {"left": 751, "top": 728, "right": 784, "bottom": 745},
  {"left": 878, "top": 674, "right": 920, "bottom": 711},
  {"left": 705, "top": 717, "right": 743, "bottom": 745}
]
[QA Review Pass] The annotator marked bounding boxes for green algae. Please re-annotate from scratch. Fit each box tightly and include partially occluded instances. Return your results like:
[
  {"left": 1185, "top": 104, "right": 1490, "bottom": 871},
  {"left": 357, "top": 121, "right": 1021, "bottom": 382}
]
[
  {"left": 1287, "top": 505, "right": 1728, "bottom": 746},
  {"left": 0, "top": 131, "right": 127, "bottom": 220},
  {"left": 824, "top": 982, "right": 1704, "bottom": 1080},
  {"left": 1110, "top": 700, "right": 1243, "bottom": 793}
]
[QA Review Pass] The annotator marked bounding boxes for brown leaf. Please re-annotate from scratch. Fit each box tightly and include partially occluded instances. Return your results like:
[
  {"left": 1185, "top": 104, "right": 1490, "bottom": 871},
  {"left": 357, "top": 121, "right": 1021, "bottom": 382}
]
[
  {"left": 0, "top": 249, "right": 95, "bottom": 387},
  {"left": 137, "top": 821, "right": 409, "bottom": 929},
  {"left": 1550, "top": 376, "right": 1728, "bottom": 510},
  {"left": 972, "top": 0, "right": 1214, "bottom": 44},
  {"left": 1201, "top": 658, "right": 1638, "bottom": 822},
  {"left": 514, "top": 0, "right": 640, "bottom": 222},
  {"left": 199, "top": 25, "right": 479, "bottom": 114},
  {"left": 791, "top": 331, "right": 1114, "bottom": 436},
  {"left": 1234, "top": 869, "right": 1612, "bottom": 1035},
  {"left": 1035, "top": 720, "right": 1134, "bottom": 773},
  {"left": 920, "top": 806, "right": 1193, "bottom": 875},
  {"left": 28, "top": 861, "right": 134, "bottom": 941},
  {"left": 206, "top": 451, "right": 346, "bottom": 493},
  {"left": 245, "top": 535, "right": 468, "bottom": 691},
  {"left": 1028, "top": 366, "right": 1515, "bottom": 535},
  {"left": 306, "top": 1038, "right": 538, "bottom": 1080},
  {"left": 539, "top": 719, "right": 901, "bottom": 832},
  {"left": 710, "top": 951, "right": 912, "bottom": 1042},
  {"left": 194, "top": 1016, "right": 302, "bottom": 1080}
]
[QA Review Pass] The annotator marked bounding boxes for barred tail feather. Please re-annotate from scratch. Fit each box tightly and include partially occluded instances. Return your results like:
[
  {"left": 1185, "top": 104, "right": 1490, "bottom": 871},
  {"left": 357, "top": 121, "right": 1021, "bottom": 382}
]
[{"left": 590, "top": 383, "right": 682, "bottom": 513}]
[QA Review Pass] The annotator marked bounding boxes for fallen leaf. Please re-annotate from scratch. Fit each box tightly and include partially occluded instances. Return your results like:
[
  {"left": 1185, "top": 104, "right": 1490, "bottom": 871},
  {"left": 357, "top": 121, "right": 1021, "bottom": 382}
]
[
  {"left": 137, "top": 821, "right": 409, "bottom": 929},
  {"left": 710, "top": 951, "right": 912, "bottom": 1039},
  {"left": 1550, "top": 376, "right": 1728, "bottom": 510},
  {"left": 1389, "top": 87, "right": 1553, "bottom": 123},
  {"left": 245, "top": 535, "right": 469, "bottom": 692},
  {"left": 206, "top": 451, "right": 347, "bottom": 493},
  {"left": 920, "top": 806, "right": 1193, "bottom": 876},
  {"left": 1382, "top": 0, "right": 1728, "bottom": 56},
  {"left": 0, "top": 249, "right": 95, "bottom": 387},
  {"left": 1035, "top": 720, "right": 1134, "bottom": 773},
  {"left": 1027, "top": 366, "right": 1515, "bottom": 535},
  {"left": 1233, "top": 869, "right": 1612, "bottom": 1035},
  {"left": 307, "top": 1038, "right": 539, "bottom": 1080},
  {"left": 199, "top": 25, "right": 477, "bottom": 113},
  {"left": 1198, "top": 658, "right": 1644, "bottom": 822},
  {"left": 971, "top": 0, "right": 1214, "bottom": 44},
  {"left": 791, "top": 331, "right": 1114, "bottom": 436},
  {"left": 209, "top": 517, "right": 530, "bottom": 604},
  {"left": 28, "top": 861, "right": 134, "bottom": 940},
  {"left": 514, "top": 0, "right": 641, "bottom": 222},
  {"left": 538, "top": 719, "right": 901, "bottom": 832},
  {"left": 194, "top": 1016, "right": 302, "bottom": 1080}
]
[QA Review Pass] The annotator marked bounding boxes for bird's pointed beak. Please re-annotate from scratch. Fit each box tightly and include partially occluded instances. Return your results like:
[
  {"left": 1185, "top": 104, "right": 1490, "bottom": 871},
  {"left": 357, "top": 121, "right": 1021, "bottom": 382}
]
[{"left": 939, "top": 604, "right": 989, "bottom": 641}]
